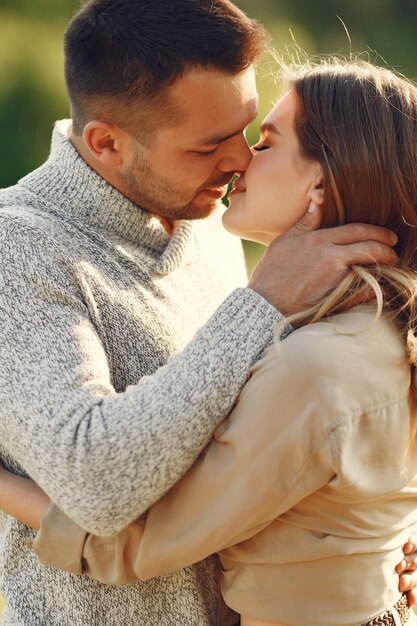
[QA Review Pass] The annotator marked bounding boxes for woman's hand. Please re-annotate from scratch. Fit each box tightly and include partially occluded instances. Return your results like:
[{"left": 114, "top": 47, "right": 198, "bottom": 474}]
[
  {"left": 0, "top": 461, "right": 50, "bottom": 530},
  {"left": 397, "top": 533, "right": 417, "bottom": 606}
]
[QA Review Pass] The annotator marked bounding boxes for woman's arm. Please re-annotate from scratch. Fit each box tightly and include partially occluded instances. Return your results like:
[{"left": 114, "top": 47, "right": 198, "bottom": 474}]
[
  {"left": 2, "top": 466, "right": 417, "bottom": 603},
  {"left": 0, "top": 463, "right": 49, "bottom": 529},
  {"left": 3, "top": 324, "right": 417, "bottom": 598},
  {"left": 33, "top": 339, "right": 337, "bottom": 581}
]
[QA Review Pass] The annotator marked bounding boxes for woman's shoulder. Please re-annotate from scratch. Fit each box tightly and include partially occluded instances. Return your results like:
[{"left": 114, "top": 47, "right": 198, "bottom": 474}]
[
  {"left": 250, "top": 305, "right": 410, "bottom": 418},
  {"left": 283, "top": 305, "right": 406, "bottom": 369}
]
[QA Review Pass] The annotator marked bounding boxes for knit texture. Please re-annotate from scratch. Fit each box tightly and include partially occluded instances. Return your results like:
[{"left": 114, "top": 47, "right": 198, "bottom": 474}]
[{"left": 0, "top": 120, "right": 283, "bottom": 626}]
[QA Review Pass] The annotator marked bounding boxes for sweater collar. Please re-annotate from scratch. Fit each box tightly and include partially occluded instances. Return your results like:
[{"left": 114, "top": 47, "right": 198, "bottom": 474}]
[{"left": 19, "top": 120, "right": 195, "bottom": 272}]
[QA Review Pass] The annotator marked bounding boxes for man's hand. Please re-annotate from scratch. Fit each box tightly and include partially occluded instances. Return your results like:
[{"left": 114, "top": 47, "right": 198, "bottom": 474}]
[
  {"left": 397, "top": 534, "right": 417, "bottom": 607},
  {"left": 248, "top": 204, "right": 398, "bottom": 316}
]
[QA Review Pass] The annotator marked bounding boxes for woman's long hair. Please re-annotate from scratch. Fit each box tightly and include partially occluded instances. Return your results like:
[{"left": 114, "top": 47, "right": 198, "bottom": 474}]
[{"left": 282, "top": 60, "right": 417, "bottom": 382}]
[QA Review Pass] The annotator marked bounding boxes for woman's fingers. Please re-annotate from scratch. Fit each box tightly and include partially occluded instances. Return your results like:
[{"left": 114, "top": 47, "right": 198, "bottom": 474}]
[
  {"left": 399, "top": 571, "right": 417, "bottom": 591},
  {"left": 397, "top": 535, "right": 417, "bottom": 573},
  {"left": 407, "top": 589, "right": 417, "bottom": 608},
  {"left": 399, "top": 573, "right": 417, "bottom": 607},
  {"left": 404, "top": 534, "right": 417, "bottom": 556}
]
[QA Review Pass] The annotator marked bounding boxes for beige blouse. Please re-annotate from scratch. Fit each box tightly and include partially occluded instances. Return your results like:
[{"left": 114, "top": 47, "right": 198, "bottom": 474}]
[{"left": 33, "top": 307, "right": 417, "bottom": 626}]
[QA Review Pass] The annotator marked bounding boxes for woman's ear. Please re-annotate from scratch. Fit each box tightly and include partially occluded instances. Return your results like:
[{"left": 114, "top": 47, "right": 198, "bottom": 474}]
[
  {"left": 308, "top": 168, "right": 324, "bottom": 206},
  {"left": 83, "top": 121, "right": 125, "bottom": 167}
]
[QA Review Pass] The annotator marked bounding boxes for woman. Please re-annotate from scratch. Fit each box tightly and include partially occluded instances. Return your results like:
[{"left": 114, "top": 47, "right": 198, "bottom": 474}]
[{"left": 2, "top": 58, "right": 417, "bottom": 626}]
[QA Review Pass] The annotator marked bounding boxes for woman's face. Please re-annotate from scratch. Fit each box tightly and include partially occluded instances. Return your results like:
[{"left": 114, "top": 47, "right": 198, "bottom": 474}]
[{"left": 223, "top": 90, "right": 323, "bottom": 244}]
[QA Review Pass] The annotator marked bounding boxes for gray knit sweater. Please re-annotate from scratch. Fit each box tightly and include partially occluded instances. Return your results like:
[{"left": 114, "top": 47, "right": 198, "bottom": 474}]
[{"left": 0, "top": 120, "right": 282, "bottom": 626}]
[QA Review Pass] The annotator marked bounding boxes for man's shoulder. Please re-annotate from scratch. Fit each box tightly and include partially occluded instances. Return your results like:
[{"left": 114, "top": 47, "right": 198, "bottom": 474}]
[
  {"left": 0, "top": 183, "right": 69, "bottom": 246},
  {"left": 0, "top": 182, "right": 47, "bottom": 223},
  {"left": 0, "top": 186, "right": 73, "bottom": 276}
]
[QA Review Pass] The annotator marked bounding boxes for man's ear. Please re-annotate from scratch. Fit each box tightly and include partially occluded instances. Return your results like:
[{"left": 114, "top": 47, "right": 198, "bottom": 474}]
[
  {"left": 83, "top": 121, "right": 125, "bottom": 167},
  {"left": 308, "top": 168, "right": 324, "bottom": 206}
]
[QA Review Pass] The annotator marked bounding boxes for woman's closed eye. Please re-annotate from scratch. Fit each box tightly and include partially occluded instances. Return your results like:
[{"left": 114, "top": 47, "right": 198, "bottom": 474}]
[{"left": 252, "top": 142, "right": 270, "bottom": 152}]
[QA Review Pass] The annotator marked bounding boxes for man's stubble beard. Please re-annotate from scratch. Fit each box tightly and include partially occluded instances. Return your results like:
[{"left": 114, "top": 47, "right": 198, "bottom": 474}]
[{"left": 118, "top": 146, "right": 220, "bottom": 221}]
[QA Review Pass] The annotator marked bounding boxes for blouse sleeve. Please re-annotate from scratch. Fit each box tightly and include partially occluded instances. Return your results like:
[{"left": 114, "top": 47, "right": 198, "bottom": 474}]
[{"left": 33, "top": 334, "right": 338, "bottom": 584}]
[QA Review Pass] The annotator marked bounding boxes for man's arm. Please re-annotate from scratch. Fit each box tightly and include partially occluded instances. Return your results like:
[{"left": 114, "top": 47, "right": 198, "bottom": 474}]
[
  {"left": 0, "top": 217, "right": 282, "bottom": 535},
  {"left": 30, "top": 340, "right": 336, "bottom": 581}
]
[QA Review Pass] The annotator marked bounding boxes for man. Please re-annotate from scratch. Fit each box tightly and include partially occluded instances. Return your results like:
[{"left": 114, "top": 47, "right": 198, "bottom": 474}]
[{"left": 0, "top": 1, "right": 409, "bottom": 625}]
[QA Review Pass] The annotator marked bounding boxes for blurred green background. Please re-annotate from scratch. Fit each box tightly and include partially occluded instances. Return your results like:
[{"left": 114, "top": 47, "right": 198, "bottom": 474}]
[{"left": 1, "top": 0, "right": 417, "bottom": 615}]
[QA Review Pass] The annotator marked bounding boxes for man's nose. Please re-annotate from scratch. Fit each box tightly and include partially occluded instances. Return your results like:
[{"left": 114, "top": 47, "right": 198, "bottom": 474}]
[{"left": 217, "top": 135, "right": 253, "bottom": 173}]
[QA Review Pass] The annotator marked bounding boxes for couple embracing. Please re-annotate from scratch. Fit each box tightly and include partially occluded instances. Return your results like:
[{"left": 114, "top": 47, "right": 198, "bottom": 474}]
[{"left": 1, "top": 1, "right": 417, "bottom": 626}]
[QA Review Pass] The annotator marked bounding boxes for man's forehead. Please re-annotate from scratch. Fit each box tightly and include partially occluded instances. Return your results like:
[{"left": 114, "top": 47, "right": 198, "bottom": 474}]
[{"left": 163, "top": 66, "right": 259, "bottom": 143}]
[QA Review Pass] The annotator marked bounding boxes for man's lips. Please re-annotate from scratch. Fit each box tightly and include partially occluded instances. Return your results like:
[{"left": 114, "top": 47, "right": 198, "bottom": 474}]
[
  {"left": 200, "top": 177, "right": 234, "bottom": 197},
  {"left": 204, "top": 184, "right": 228, "bottom": 192},
  {"left": 201, "top": 185, "right": 228, "bottom": 199},
  {"left": 204, "top": 177, "right": 234, "bottom": 192}
]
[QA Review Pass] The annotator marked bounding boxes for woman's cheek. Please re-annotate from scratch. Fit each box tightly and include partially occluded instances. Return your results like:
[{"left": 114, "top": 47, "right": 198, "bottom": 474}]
[{"left": 222, "top": 201, "right": 246, "bottom": 236}]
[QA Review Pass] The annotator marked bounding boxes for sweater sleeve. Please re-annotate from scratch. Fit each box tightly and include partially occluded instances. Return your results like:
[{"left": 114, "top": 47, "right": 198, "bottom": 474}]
[
  {"left": 0, "top": 218, "right": 284, "bottom": 535},
  {"left": 32, "top": 337, "right": 336, "bottom": 582}
]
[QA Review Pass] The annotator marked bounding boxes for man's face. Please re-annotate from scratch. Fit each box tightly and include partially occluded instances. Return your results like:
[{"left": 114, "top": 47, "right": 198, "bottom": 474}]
[{"left": 118, "top": 66, "right": 258, "bottom": 220}]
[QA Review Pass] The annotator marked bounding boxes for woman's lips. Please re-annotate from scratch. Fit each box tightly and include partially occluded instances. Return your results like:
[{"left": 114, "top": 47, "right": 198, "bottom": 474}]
[{"left": 229, "top": 183, "right": 246, "bottom": 195}]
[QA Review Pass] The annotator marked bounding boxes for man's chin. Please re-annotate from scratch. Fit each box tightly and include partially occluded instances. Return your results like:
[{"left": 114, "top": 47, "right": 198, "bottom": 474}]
[
  {"left": 174, "top": 198, "right": 221, "bottom": 221},
  {"left": 185, "top": 186, "right": 229, "bottom": 219}
]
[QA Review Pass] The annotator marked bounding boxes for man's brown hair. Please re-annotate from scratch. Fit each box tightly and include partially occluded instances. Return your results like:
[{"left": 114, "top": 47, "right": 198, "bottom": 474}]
[{"left": 65, "top": 0, "right": 268, "bottom": 134}]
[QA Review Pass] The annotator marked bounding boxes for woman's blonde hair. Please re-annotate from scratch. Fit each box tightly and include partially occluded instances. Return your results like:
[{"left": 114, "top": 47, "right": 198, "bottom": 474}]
[{"left": 281, "top": 59, "right": 417, "bottom": 382}]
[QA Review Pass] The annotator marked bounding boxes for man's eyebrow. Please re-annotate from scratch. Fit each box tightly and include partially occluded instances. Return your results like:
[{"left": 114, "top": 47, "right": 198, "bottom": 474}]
[
  {"left": 200, "top": 129, "right": 243, "bottom": 146},
  {"left": 196, "top": 100, "right": 259, "bottom": 147},
  {"left": 260, "top": 122, "right": 280, "bottom": 136}
]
